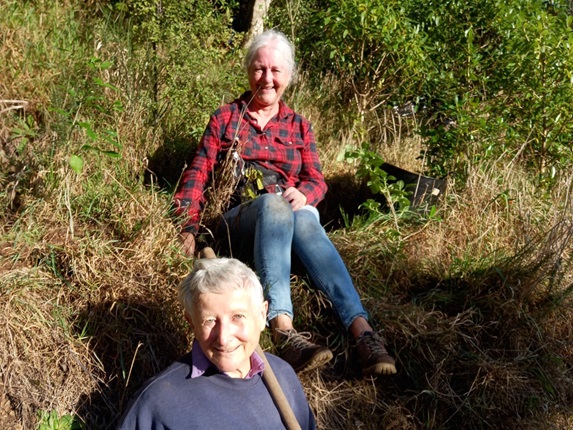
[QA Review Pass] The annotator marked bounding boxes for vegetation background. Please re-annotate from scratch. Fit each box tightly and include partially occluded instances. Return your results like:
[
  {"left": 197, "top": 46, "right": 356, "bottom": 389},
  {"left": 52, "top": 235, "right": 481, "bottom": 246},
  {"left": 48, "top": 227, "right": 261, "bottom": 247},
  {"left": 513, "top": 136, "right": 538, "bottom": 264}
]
[{"left": 1, "top": 0, "right": 573, "bottom": 428}]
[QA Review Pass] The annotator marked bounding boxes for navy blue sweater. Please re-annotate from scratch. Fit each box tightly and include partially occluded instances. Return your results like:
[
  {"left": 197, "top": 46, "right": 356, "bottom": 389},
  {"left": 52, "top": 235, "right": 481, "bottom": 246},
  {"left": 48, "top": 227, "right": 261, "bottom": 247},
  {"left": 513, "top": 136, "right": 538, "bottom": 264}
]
[{"left": 117, "top": 351, "right": 316, "bottom": 429}]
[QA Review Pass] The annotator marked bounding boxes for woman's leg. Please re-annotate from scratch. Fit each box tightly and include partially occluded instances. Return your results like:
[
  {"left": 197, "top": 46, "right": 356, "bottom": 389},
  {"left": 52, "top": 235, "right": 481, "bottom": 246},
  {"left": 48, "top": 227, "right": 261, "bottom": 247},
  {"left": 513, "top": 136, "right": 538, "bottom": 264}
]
[
  {"left": 292, "top": 207, "right": 397, "bottom": 375},
  {"left": 291, "top": 206, "right": 369, "bottom": 331},
  {"left": 223, "top": 194, "right": 295, "bottom": 321}
]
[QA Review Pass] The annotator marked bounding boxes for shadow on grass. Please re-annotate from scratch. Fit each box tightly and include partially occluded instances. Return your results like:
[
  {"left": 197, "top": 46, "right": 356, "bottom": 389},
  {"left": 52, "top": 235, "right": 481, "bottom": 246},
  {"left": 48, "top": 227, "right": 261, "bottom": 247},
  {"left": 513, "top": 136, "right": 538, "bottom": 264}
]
[
  {"left": 143, "top": 135, "right": 199, "bottom": 194},
  {"left": 383, "top": 233, "right": 573, "bottom": 429},
  {"left": 72, "top": 298, "right": 190, "bottom": 430}
]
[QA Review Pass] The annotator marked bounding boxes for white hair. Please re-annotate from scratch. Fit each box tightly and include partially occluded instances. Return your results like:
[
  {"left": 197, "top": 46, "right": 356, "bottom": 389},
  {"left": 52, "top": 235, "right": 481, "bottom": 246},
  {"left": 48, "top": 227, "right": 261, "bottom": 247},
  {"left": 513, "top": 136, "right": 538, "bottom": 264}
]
[
  {"left": 178, "top": 257, "right": 265, "bottom": 316},
  {"left": 244, "top": 29, "right": 297, "bottom": 83}
]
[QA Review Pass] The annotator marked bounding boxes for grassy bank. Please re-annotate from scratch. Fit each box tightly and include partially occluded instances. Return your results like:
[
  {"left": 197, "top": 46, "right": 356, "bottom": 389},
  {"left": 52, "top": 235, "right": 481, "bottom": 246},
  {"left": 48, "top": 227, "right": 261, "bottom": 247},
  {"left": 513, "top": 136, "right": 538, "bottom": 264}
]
[{"left": 1, "top": 1, "right": 572, "bottom": 429}]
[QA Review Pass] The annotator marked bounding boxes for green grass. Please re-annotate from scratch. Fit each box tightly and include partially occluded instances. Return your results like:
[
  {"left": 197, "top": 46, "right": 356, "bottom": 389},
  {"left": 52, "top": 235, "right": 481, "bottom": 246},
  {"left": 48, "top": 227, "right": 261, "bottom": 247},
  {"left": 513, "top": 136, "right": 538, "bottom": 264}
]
[{"left": 37, "top": 410, "right": 84, "bottom": 430}]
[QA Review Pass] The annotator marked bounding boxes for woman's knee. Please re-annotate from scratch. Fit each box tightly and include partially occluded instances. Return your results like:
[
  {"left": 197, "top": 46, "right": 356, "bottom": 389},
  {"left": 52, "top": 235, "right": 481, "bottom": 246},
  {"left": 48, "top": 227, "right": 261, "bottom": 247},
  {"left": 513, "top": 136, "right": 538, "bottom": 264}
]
[
  {"left": 294, "top": 207, "right": 324, "bottom": 239},
  {"left": 255, "top": 194, "right": 293, "bottom": 219}
]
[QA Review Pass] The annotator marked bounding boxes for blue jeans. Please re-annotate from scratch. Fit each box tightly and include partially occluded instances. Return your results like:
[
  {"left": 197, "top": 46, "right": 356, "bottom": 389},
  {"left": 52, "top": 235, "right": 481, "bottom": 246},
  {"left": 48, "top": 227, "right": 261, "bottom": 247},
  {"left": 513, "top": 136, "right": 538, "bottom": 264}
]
[{"left": 221, "top": 193, "right": 368, "bottom": 330}]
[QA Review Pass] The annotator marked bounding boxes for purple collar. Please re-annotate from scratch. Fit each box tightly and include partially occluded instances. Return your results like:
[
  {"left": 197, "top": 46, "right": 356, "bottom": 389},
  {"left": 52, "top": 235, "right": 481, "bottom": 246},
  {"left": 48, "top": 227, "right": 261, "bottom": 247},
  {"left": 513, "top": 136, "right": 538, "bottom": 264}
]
[{"left": 190, "top": 339, "right": 265, "bottom": 379}]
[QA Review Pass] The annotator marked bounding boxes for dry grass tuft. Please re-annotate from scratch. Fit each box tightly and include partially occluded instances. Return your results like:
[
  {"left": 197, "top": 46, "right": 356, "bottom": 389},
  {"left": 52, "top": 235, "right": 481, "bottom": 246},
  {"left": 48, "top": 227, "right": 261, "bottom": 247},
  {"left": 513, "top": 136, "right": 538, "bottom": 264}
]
[
  {"left": 323, "top": 158, "right": 573, "bottom": 429},
  {"left": 299, "top": 371, "right": 420, "bottom": 430},
  {"left": 0, "top": 269, "right": 103, "bottom": 428},
  {"left": 0, "top": 128, "right": 195, "bottom": 426}
]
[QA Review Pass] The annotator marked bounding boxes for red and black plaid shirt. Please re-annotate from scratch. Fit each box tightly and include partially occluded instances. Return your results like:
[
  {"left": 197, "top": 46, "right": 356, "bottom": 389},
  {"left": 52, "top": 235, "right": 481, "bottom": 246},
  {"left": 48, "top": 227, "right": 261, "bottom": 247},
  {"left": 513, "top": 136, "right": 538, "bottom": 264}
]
[{"left": 173, "top": 92, "right": 327, "bottom": 233}]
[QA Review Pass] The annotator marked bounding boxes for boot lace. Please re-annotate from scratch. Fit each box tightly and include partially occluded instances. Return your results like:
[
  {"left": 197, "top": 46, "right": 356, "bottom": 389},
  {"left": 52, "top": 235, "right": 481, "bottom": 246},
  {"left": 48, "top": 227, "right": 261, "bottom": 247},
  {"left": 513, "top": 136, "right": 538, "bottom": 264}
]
[
  {"left": 275, "top": 329, "right": 316, "bottom": 349},
  {"left": 359, "top": 332, "right": 388, "bottom": 355}
]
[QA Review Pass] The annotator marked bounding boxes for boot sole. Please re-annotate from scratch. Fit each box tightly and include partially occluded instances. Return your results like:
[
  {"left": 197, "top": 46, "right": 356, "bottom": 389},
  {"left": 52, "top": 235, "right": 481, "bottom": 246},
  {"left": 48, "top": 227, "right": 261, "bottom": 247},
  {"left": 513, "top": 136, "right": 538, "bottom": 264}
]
[
  {"left": 295, "top": 349, "right": 334, "bottom": 373},
  {"left": 362, "top": 362, "right": 397, "bottom": 377}
]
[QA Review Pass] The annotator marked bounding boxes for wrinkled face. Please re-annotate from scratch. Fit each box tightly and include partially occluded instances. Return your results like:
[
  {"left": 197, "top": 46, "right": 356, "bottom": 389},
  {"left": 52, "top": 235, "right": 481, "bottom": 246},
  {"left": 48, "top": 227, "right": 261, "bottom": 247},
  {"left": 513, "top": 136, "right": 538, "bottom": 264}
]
[
  {"left": 248, "top": 44, "right": 291, "bottom": 110},
  {"left": 190, "top": 288, "right": 268, "bottom": 378}
]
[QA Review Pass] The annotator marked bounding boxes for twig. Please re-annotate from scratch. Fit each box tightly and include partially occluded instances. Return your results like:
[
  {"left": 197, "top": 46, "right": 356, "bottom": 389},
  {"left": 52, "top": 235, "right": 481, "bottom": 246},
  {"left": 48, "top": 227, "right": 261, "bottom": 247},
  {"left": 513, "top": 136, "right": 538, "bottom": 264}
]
[
  {"left": 0, "top": 99, "right": 29, "bottom": 103},
  {"left": 0, "top": 99, "right": 29, "bottom": 115},
  {"left": 0, "top": 105, "right": 27, "bottom": 115},
  {"left": 125, "top": 341, "right": 143, "bottom": 389}
]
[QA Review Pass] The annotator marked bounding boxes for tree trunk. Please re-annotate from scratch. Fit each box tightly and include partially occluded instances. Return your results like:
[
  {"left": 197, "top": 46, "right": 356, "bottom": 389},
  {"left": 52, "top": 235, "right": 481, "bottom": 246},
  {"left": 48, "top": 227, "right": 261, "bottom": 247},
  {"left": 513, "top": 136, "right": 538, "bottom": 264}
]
[{"left": 248, "top": 0, "right": 272, "bottom": 40}]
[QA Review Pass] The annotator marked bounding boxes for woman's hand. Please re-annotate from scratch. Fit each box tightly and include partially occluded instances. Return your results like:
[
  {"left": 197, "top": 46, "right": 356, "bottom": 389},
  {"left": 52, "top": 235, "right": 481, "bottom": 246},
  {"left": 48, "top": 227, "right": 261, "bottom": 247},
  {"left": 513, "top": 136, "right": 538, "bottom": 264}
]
[
  {"left": 179, "top": 232, "right": 196, "bottom": 257},
  {"left": 282, "top": 187, "right": 307, "bottom": 211}
]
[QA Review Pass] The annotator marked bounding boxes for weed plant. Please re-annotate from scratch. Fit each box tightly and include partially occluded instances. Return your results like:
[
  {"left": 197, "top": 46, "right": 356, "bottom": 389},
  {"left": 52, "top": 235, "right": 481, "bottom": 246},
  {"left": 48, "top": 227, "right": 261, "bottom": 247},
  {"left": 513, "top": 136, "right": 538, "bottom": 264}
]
[{"left": 1, "top": 1, "right": 572, "bottom": 429}]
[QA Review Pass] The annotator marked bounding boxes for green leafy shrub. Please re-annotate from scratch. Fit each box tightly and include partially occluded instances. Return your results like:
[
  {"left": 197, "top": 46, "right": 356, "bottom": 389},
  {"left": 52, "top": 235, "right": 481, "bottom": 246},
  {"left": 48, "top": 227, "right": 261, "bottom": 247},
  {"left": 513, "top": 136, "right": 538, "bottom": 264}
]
[
  {"left": 410, "top": 0, "right": 573, "bottom": 183},
  {"left": 37, "top": 411, "right": 83, "bottom": 430},
  {"left": 310, "top": 0, "right": 428, "bottom": 119},
  {"left": 346, "top": 143, "right": 412, "bottom": 213},
  {"left": 277, "top": 0, "right": 573, "bottom": 186},
  {"left": 124, "top": 0, "right": 246, "bottom": 138}
]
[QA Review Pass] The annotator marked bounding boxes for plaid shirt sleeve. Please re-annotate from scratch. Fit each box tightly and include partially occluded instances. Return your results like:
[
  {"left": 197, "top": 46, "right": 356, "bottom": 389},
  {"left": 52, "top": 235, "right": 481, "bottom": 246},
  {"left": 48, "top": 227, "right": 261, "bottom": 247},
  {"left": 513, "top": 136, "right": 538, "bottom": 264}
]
[
  {"left": 173, "top": 112, "right": 224, "bottom": 234},
  {"left": 291, "top": 119, "right": 327, "bottom": 206}
]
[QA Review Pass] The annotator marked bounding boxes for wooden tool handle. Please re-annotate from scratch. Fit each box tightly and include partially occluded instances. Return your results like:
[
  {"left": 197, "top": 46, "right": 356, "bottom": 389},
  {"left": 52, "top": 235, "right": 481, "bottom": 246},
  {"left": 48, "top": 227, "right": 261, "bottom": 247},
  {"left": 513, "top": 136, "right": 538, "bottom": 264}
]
[{"left": 256, "top": 345, "right": 303, "bottom": 430}]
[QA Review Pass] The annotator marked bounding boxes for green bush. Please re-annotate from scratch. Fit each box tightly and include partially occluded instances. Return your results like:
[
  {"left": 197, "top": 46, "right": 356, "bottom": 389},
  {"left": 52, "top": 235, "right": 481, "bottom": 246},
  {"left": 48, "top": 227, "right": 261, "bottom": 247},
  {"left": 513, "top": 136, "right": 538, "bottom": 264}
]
[
  {"left": 274, "top": 0, "right": 573, "bottom": 186},
  {"left": 311, "top": 0, "right": 428, "bottom": 117},
  {"left": 37, "top": 410, "right": 83, "bottom": 430},
  {"left": 415, "top": 0, "right": 573, "bottom": 183},
  {"left": 124, "top": 0, "right": 246, "bottom": 139}
]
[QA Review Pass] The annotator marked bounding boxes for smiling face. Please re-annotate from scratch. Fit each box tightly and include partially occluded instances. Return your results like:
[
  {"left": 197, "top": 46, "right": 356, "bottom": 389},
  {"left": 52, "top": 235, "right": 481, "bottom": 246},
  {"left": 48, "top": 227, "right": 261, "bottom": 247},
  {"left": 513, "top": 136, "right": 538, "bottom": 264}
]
[
  {"left": 248, "top": 44, "right": 292, "bottom": 111},
  {"left": 189, "top": 288, "right": 268, "bottom": 378}
]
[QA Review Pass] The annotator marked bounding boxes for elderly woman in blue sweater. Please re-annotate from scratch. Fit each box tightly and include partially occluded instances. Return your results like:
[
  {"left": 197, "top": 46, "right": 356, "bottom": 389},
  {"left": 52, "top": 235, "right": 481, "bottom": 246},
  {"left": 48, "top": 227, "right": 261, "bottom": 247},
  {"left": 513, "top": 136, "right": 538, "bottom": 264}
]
[{"left": 118, "top": 257, "right": 315, "bottom": 429}]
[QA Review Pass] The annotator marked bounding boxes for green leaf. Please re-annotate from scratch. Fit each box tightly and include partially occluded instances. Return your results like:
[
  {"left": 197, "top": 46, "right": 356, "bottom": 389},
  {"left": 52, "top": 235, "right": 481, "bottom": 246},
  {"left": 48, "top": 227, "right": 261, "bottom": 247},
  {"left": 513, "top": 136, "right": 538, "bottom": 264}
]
[
  {"left": 80, "top": 144, "right": 97, "bottom": 152},
  {"left": 102, "top": 129, "right": 122, "bottom": 148},
  {"left": 92, "top": 77, "right": 120, "bottom": 92},
  {"left": 78, "top": 122, "right": 98, "bottom": 141},
  {"left": 101, "top": 150, "right": 121, "bottom": 158},
  {"left": 80, "top": 145, "right": 121, "bottom": 158},
  {"left": 69, "top": 155, "right": 84, "bottom": 174}
]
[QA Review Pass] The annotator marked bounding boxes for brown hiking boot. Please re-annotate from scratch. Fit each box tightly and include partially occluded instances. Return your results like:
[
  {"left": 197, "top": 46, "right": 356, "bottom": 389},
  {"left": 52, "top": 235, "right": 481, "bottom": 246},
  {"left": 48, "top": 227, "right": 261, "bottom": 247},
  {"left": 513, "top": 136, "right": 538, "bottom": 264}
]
[
  {"left": 356, "top": 331, "right": 397, "bottom": 376},
  {"left": 274, "top": 329, "right": 333, "bottom": 372}
]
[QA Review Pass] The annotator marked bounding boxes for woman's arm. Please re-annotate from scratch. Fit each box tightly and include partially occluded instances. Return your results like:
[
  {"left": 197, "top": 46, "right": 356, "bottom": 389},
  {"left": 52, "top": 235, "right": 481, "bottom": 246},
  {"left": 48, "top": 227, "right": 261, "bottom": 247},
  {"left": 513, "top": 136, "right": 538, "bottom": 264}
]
[
  {"left": 173, "top": 114, "right": 222, "bottom": 235},
  {"left": 294, "top": 121, "right": 327, "bottom": 206}
]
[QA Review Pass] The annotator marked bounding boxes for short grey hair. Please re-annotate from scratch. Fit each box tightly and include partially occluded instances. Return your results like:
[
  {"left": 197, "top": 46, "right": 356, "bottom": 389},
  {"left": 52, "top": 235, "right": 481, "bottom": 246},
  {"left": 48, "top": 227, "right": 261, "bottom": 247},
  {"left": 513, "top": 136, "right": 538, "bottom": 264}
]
[
  {"left": 244, "top": 29, "right": 297, "bottom": 83},
  {"left": 178, "top": 257, "right": 265, "bottom": 316}
]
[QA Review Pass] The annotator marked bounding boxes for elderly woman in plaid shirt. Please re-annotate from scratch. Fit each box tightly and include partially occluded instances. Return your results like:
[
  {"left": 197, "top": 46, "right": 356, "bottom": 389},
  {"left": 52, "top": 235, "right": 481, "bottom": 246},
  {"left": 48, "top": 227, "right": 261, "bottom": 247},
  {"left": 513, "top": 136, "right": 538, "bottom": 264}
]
[{"left": 173, "top": 29, "right": 396, "bottom": 377}]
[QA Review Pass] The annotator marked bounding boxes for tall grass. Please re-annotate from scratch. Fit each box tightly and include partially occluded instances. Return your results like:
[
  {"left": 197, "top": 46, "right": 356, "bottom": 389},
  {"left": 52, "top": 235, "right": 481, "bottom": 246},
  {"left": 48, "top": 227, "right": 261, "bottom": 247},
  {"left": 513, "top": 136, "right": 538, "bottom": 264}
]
[{"left": 1, "top": 1, "right": 572, "bottom": 429}]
